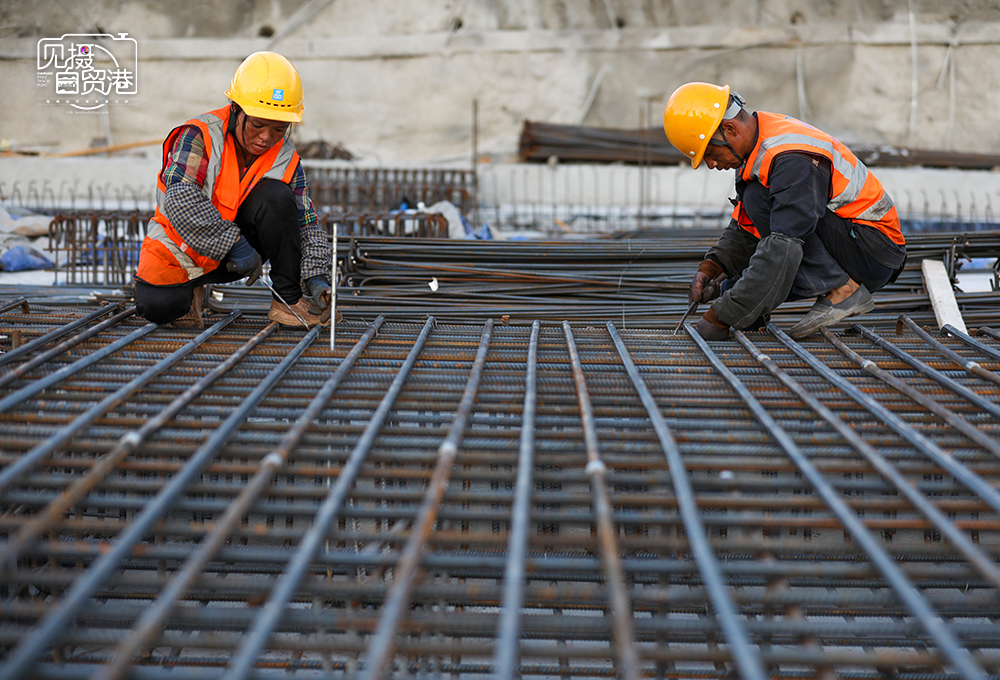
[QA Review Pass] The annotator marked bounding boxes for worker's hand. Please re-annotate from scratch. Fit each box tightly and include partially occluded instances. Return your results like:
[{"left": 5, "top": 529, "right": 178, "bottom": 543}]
[
  {"left": 225, "top": 237, "right": 262, "bottom": 279},
  {"left": 244, "top": 263, "right": 262, "bottom": 287},
  {"left": 689, "top": 259, "right": 725, "bottom": 303},
  {"left": 306, "top": 275, "right": 333, "bottom": 324},
  {"left": 694, "top": 307, "right": 730, "bottom": 341}
]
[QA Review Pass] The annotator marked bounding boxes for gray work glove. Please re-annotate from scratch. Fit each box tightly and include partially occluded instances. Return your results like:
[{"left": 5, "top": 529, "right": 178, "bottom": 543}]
[
  {"left": 225, "top": 236, "right": 262, "bottom": 278},
  {"left": 306, "top": 275, "right": 333, "bottom": 323}
]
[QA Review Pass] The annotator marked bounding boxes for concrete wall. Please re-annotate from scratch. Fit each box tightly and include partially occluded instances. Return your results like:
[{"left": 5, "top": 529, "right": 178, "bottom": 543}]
[{"left": 2, "top": 0, "right": 1000, "bottom": 164}]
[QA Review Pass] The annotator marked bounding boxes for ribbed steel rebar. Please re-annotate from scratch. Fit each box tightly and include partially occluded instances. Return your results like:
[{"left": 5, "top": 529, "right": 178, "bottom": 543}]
[
  {"left": 0, "top": 318, "right": 277, "bottom": 571},
  {"left": 96, "top": 317, "right": 384, "bottom": 680},
  {"left": 360, "top": 318, "right": 491, "bottom": 680},
  {"left": 1, "top": 292, "right": 1000, "bottom": 679},
  {"left": 0, "top": 312, "right": 239, "bottom": 502},
  {"left": 0, "top": 325, "right": 321, "bottom": 680},
  {"left": 735, "top": 329, "right": 1000, "bottom": 591},
  {"left": 0, "top": 303, "right": 119, "bottom": 368},
  {"left": 822, "top": 324, "right": 1000, "bottom": 460},
  {"left": 222, "top": 318, "right": 436, "bottom": 680},
  {"left": 607, "top": 321, "right": 767, "bottom": 680},
  {"left": 852, "top": 322, "right": 1000, "bottom": 421},
  {"left": 0, "top": 305, "right": 137, "bottom": 391},
  {"left": 562, "top": 321, "right": 639, "bottom": 680},
  {"left": 695, "top": 323, "right": 987, "bottom": 680},
  {"left": 491, "top": 319, "right": 540, "bottom": 680}
]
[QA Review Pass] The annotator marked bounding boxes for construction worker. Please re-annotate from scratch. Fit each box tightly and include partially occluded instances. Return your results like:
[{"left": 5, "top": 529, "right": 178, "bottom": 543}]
[
  {"left": 663, "top": 82, "right": 907, "bottom": 340},
  {"left": 134, "top": 51, "right": 333, "bottom": 328}
]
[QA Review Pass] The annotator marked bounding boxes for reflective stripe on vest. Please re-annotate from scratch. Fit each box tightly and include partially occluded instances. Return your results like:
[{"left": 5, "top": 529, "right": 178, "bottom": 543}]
[
  {"left": 740, "top": 112, "right": 904, "bottom": 245},
  {"left": 145, "top": 220, "right": 205, "bottom": 280}
]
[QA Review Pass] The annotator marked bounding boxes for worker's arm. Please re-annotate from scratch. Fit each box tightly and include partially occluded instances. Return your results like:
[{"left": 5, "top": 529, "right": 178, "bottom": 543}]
[
  {"left": 706, "top": 153, "right": 828, "bottom": 330},
  {"left": 704, "top": 217, "right": 758, "bottom": 282},
  {"left": 290, "top": 161, "right": 332, "bottom": 283},
  {"left": 160, "top": 125, "right": 242, "bottom": 261},
  {"left": 764, "top": 153, "right": 831, "bottom": 241}
]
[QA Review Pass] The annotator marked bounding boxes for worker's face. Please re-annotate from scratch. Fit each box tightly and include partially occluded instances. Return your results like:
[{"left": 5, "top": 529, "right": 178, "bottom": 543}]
[
  {"left": 701, "top": 120, "right": 744, "bottom": 171},
  {"left": 237, "top": 114, "right": 289, "bottom": 156},
  {"left": 702, "top": 135, "right": 741, "bottom": 171}
]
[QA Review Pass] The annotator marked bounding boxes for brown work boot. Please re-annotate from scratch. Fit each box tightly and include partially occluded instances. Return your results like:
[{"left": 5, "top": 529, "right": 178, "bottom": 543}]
[
  {"left": 170, "top": 286, "right": 204, "bottom": 329},
  {"left": 267, "top": 297, "right": 332, "bottom": 327}
]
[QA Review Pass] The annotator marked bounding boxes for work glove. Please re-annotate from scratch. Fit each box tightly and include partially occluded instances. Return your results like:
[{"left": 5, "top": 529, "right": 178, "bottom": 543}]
[
  {"left": 694, "top": 307, "right": 730, "bottom": 341},
  {"left": 225, "top": 236, "right": 262, "bottom": 279},
  {"left": 306, "top": 275, "right": 333, "bottom": 324},
  {"left": 244, "top": 263, "right": 262, "bottom": 287},
  {"left": 689, "top": 259, "right": 725, "bottom": 304}
]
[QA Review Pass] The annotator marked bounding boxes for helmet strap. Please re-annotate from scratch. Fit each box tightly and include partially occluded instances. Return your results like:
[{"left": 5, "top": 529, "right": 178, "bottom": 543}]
[{"left": 717, "top": 125, "right": 746, "bottom": 166}]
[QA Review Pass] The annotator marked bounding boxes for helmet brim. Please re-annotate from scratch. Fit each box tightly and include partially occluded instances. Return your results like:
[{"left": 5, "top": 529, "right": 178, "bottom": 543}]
[{"left": 236, "top": 103, "right": 303, "bottom": 124}]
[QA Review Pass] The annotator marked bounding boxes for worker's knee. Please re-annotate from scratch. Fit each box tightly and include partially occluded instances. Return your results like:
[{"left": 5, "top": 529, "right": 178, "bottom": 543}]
[
  {"left": 238, "top": 178, "right": 296, "bottom": 228},
  {"left": 135, "top": 279, "right": 192, "bottom": 324}
]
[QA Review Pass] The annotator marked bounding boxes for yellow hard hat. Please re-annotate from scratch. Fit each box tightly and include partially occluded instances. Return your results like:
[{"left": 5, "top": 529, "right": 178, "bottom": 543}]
[
  {"left": 663, "top": 82, "right": 730, "bottom": 169},
  {"left": 226, "top": 51, "right": 304, "bottom": 123}
]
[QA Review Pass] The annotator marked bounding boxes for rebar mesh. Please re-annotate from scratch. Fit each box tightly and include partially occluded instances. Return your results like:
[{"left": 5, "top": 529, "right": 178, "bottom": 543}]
[{"left": 1, "top": 296, "right": 999, "bottom": 680}]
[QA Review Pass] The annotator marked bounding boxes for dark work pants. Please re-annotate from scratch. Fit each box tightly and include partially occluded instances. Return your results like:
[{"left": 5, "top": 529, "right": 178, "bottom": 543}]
[
  {"left": 136, "top": 179, "right": 304, "bottom": 324},
  {"left": 742, "top": 180, "right": 903, "bottom": 299}
]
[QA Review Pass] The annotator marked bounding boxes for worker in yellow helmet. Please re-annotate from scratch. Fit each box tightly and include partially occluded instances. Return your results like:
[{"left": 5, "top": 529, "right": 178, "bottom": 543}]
[
  {"left": 135, "top": 51, "right": 334, "bottom": 328},
  {"left": 663, "top": 82, "right": 906, "bottom": 340}
]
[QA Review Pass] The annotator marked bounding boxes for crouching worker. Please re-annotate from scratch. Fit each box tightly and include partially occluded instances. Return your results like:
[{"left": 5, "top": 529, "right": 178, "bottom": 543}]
[
  {"left": 135, "top": 51, "right": 333, "bottom": 328},
  {"left": 663, "top": 82, "right": 907, "bottom": 340}
]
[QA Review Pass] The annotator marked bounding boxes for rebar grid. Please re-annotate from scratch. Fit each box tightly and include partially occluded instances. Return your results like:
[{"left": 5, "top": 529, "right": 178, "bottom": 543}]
[{"left": 0, "top": 300, "right": 999, "bottom": 680}]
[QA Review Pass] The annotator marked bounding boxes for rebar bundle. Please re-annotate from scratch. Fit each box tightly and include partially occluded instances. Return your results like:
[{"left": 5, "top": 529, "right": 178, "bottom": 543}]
[{"left": 518, "top": 120, "right": 1000, "bottom": 169}]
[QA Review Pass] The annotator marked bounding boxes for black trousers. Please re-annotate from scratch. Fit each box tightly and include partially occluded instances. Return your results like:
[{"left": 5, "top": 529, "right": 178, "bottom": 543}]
[
  {"left": 742, "top": 180, "right": 905, "bottom": 299},
  {"left": 136, "top": 179, "right": 304, "bottom": 324}
]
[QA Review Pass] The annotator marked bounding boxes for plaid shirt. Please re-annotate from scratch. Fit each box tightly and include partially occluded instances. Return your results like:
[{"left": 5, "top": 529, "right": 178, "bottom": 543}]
[{"left": 160, "top": 124, "right": 330, "bottom": 282}]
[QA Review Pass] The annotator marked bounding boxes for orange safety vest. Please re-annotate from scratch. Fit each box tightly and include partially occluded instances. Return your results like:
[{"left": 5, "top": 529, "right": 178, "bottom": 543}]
[
  {"left": 136, "top": 106, "right": 300, "bottom": 285},
  {"left": 731, "top": 112, "right": 905, "bottom": 246}
]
